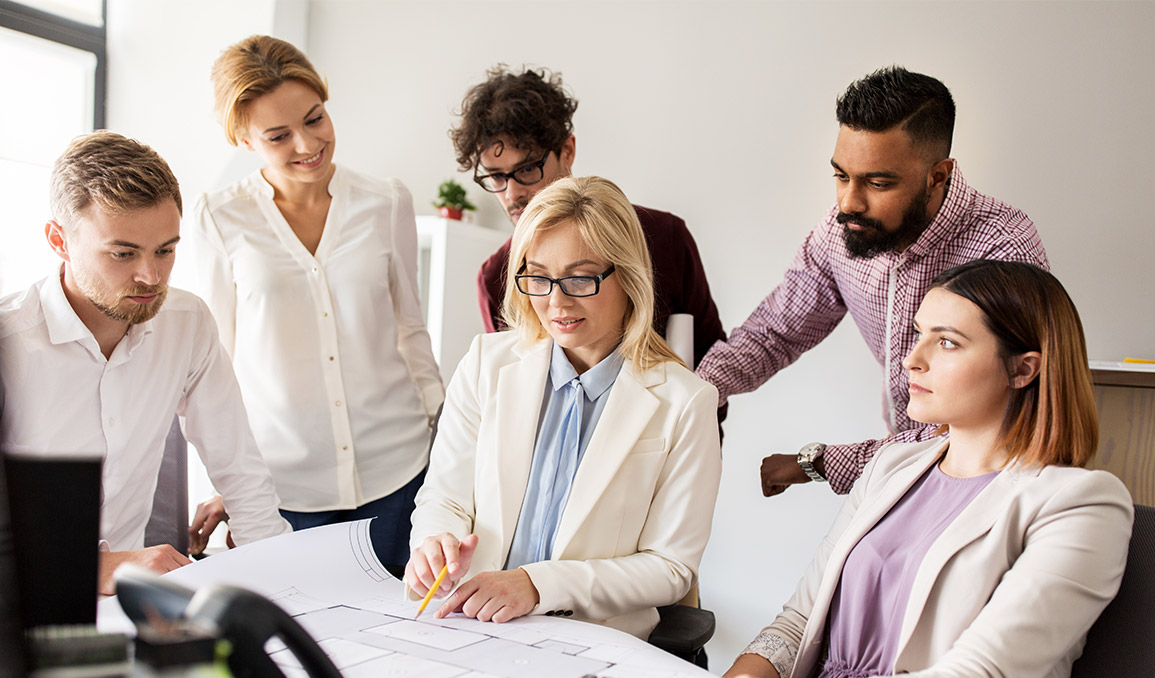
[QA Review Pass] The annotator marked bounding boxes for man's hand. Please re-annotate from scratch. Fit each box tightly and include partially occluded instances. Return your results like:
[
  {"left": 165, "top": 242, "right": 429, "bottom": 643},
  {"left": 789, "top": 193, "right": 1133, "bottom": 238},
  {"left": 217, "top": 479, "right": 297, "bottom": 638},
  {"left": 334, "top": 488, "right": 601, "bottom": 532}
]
[
  {"left": 434, "top": 567, "right": 539, "bottom": 623},
  {"left": 760, "top": 453, "right": 812, "bottom": 497},
  {"left": 188, "top": 495, "right": 229, "bottom": 555},
  {"left": 405, "top": 533, "right": 480, "bottom": 598},
  {"left": 98, "top": 546, "right": 191, "bottom": 595}
]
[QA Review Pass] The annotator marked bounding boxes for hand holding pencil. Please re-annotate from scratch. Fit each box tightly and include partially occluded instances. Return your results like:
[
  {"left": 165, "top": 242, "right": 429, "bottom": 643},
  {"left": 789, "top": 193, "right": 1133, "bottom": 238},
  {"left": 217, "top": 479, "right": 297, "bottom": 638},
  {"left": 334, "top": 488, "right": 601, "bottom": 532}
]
[
  {"left": 405, "top": 533, "right": 480, "bottom": 613},
  {"left": 415, "top": 564, "right": 449, "bottom": 618},
  {"left": 406, "top": 532, "right": 540, "bottom": 624}
]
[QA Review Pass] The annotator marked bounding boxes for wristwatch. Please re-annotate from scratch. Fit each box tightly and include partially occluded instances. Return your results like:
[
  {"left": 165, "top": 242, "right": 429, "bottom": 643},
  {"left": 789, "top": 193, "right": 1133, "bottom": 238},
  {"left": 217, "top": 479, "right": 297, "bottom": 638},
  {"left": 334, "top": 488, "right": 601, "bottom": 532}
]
[{"left": 797, "top": 442, "right": 827, "bottom": 483}]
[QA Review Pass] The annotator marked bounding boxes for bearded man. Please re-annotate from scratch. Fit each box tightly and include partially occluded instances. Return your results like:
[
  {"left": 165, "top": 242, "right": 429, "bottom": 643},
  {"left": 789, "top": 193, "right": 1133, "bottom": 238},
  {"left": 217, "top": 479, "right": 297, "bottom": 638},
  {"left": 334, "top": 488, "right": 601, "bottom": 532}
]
[
  {"left": 0, "top": 132, "right": 289, "bottom": 594},
  {"left": 695, "top": 66, "right": 1049, "bottom": 497}
]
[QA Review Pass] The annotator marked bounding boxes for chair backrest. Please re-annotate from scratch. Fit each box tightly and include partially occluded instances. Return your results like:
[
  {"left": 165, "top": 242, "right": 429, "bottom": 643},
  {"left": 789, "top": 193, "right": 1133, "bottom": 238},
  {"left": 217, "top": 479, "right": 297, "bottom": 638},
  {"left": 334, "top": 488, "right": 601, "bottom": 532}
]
[
  {"left": 1071, "top": 503, "right": 1155, "bottom": 677},
  {"left": 144, "top": 415, "right": 189, "bottom": 554}
]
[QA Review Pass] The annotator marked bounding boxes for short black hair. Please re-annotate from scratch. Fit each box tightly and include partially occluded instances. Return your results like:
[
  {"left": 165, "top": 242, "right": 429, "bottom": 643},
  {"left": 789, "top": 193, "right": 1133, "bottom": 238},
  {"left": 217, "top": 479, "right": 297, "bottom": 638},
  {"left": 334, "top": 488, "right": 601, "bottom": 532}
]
[
  {"left": 836, "top": 66, "right": 955, "bottom": 160},
  {"left": 450, "top": 65, "right": 578, "bottom": 172}
]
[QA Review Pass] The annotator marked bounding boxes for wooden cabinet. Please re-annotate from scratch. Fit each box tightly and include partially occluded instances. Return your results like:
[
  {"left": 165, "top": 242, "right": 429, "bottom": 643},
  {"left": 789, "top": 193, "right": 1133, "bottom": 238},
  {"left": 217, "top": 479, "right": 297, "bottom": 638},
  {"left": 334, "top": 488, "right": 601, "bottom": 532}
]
[{"left": 1089, "top": 363, "right": 1155, "bottom": 505}]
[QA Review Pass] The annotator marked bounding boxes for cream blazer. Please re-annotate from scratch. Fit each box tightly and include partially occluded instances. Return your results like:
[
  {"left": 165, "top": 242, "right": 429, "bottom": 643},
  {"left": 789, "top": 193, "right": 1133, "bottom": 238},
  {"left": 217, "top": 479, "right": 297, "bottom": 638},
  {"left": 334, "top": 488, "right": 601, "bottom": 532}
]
[
  {"left": 765, "top": 438, "right": 1133, "bottom": 678},
  {"left": 410, "top": 332, "right": 722, "bottom": 638}
]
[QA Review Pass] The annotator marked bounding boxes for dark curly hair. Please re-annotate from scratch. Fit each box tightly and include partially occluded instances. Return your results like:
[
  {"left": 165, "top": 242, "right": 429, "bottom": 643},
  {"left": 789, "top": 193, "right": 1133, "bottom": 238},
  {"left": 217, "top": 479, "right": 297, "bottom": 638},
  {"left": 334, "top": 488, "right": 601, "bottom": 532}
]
[
  {"left": 836, "top": 66, "right": 955, "bottom": 161},
  {"left": 450, "top": 65, "right": 579, "bottom": 172}
]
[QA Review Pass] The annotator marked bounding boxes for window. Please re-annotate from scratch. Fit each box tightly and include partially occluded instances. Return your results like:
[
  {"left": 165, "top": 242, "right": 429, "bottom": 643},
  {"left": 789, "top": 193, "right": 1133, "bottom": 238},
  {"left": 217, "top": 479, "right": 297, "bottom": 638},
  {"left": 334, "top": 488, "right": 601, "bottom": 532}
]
[{"left": 0, "top": 0, "right": 105, "bottom": 295}]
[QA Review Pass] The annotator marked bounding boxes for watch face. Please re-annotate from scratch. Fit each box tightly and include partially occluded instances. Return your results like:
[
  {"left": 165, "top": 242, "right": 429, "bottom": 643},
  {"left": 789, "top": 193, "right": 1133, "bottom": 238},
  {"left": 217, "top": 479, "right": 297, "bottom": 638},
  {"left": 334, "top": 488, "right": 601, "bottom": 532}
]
[{"left": 799, "top": 443, "right": 823, "bottom": 462}]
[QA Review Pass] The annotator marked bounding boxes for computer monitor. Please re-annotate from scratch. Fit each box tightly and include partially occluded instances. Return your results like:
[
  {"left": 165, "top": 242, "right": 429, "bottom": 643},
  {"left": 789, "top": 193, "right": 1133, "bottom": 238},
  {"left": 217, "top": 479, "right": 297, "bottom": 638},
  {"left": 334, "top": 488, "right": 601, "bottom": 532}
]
[
  {"left": 1, "top": 449, "right": 26, "bottom": 677},
  {"left": 3, "top": 452, "right": 102, "bottom": 630}
]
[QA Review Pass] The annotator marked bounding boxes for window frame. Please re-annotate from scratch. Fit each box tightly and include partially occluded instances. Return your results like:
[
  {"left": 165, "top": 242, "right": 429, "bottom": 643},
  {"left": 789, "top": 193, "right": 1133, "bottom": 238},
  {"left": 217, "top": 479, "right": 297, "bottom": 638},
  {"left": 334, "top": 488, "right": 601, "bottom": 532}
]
[{"left": 0, "top": 0, "right": 106, "bottom": 129}]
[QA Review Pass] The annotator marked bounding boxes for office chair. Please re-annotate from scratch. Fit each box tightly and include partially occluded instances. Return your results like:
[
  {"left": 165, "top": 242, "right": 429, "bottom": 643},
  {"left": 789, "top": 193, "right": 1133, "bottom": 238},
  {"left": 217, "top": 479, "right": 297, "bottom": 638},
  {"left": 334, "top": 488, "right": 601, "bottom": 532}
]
[
  {"left": 647, "top": 584, "right": 715, "bottom": 669},
  {"left": 144, "top": 416, "right": 189, "bottom": 554},
  {"left": 1070, "top": 503, "right": 1154, "bottom": 678}
]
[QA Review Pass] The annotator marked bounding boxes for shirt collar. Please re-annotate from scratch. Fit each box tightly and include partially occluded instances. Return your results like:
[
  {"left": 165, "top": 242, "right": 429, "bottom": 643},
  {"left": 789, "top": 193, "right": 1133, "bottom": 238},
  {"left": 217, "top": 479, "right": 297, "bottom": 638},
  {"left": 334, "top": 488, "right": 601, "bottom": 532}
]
[
  {"left": 41, "top": 267, "right": 96, "bottom": 346},
  {"left": 252, "top": 164, "right": 343, "bottom": 199},
  {"left": 252, "top": 169, "right": 276, "bottom": 199},
  {"left": 901, "top": 161, "right": 974, "bottom": 260},
  {"left": 39, "top": 266, "right": 156, "bottom": 350},
  {"left": 548, "top": 341, "right": 625, "bottom": 400}
]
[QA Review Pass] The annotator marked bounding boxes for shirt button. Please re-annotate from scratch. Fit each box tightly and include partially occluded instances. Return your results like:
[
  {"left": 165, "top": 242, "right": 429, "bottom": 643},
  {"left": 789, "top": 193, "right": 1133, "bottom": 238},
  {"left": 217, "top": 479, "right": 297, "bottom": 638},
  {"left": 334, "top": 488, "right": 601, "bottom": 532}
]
[
  {"left": 322, "top": 312, "right": 328, "bottom": 317},
  {"left": 335, "top": 401, "right": 342, "bottom": 407},
  {"left": 329, "top": 356, "right": 335, "bottom": 361},
  {"left": 312, "top": 267, "right": 318, "bottom": 273},
  {"left": 342, "top": 445, "right": 349, "bottom": 451}
]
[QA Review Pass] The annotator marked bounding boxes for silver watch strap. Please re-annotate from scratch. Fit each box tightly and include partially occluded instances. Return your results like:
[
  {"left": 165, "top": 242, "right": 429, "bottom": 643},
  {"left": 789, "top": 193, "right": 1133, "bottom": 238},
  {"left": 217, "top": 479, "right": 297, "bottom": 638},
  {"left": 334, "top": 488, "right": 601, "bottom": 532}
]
[{"left": 798, "top": 443, "right": 827, "bottom": 483}]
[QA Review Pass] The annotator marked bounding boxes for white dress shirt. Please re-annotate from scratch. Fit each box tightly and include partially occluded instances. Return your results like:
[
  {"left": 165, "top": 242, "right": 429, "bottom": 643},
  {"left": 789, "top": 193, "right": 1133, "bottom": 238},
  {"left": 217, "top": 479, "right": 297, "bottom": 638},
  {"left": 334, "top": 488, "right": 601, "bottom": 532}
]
[
  {"left": 181, "top": 166, "right": 444, "bottom": 512},
  {"left": 0, "top": 272, "right": 291, "bottom": 551}
]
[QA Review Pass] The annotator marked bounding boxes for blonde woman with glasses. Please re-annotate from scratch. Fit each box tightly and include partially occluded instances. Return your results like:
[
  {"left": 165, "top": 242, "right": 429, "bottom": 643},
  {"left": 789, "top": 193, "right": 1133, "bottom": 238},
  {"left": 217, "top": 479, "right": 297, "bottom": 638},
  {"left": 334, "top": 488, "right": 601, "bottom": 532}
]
[{"left": 406, "top": 176, "right": 722, "bottom": 639}]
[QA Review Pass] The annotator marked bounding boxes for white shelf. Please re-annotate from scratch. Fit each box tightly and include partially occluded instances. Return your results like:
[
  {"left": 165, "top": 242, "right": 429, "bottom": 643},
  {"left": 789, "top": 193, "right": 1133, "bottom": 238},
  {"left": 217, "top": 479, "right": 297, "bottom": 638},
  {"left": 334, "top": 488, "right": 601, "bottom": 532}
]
[
  {"left": 1089, "top": 359, "right": 1155, "bottom": 373},
  {"left": 416, "top": 216, "right": 511, "bottom": 382}
]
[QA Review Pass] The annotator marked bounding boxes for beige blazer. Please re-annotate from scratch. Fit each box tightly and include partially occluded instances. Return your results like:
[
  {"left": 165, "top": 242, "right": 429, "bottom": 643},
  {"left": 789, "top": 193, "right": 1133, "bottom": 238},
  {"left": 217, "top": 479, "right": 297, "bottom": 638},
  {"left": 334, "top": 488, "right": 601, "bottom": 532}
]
[
  {"left": 765, "top": 438, "right": 1133, "bottom": 678},
  {"left": 411, "top": 332, "right": 722, "bottom": 638}
]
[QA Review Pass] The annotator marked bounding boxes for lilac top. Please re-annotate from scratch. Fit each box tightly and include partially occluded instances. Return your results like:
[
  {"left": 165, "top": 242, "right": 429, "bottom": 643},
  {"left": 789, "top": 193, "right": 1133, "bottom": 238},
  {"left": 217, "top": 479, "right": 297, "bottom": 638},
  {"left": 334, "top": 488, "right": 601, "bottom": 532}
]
[{"left": 819, "top": 464, "right": 998, "bottom": 678}]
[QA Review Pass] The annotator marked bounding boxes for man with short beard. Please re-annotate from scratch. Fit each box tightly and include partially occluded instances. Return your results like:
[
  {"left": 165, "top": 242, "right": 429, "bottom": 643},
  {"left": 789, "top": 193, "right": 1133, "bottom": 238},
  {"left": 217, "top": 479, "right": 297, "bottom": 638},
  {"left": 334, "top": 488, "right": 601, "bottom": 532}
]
[
  {"left": 0, "top": 132, "right": 289, "bottom": 594},
  {"left": 696, "top": 66, "right": 1049, "bottom": 497}
]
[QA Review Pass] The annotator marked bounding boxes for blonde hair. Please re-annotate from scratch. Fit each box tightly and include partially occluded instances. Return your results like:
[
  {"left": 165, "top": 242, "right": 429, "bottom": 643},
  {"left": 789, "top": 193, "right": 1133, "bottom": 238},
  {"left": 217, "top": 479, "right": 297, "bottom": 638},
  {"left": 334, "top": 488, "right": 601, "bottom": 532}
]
[
  {"left": 211, "top": 35, "right": 329, "bottom": 146},
  {"left": 502, "top": 176, "right": 683, "bottom": 371},
  {"left": 50, "top": 131, "right": 182, "bottom": 229}
]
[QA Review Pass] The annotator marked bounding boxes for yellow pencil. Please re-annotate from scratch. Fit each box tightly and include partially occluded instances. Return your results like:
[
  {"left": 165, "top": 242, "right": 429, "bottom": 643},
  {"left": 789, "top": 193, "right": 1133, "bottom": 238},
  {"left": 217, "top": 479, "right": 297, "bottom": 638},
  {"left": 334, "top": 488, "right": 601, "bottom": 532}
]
[{"left": 415, "top": 564, "right": 449, "bottom": 619}]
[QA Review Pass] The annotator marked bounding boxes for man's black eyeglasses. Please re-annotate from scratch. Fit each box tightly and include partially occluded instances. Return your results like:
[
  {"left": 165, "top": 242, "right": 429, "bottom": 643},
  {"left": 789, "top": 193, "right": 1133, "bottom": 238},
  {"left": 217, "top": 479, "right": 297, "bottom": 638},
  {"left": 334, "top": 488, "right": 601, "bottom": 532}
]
[
  {"left": 474, "top": 150, "right": 552, "bottom": 193},
  {"left": 515, "top": 264, "right": 616, "bottom": 297}
]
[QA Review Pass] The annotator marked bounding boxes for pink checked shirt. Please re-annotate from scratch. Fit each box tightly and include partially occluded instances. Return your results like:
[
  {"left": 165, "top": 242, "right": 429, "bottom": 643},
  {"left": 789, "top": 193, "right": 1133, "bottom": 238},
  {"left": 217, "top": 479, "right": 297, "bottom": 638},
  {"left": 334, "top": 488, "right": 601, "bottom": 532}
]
[{"left": 696, "top": 165, "right": 1048, "bottom": 493}]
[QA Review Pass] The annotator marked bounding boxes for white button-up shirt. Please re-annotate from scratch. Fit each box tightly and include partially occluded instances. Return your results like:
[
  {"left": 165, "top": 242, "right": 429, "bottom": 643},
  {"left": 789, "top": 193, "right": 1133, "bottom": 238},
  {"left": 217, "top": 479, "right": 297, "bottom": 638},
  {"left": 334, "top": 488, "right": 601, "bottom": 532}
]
[
  {"left": 181, "top": 166, "right": 444, "bottom": 511},
  {"left": 0, "top": 273, "right": 290, "bottom": 551}
]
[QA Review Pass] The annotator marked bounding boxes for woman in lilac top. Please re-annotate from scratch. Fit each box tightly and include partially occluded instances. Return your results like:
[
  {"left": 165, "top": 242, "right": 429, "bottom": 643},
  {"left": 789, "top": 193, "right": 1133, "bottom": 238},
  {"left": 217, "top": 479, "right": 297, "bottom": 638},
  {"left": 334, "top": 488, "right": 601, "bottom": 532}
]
[{"left": 725, "top": 260, "right": 1133, "bottom": 678}]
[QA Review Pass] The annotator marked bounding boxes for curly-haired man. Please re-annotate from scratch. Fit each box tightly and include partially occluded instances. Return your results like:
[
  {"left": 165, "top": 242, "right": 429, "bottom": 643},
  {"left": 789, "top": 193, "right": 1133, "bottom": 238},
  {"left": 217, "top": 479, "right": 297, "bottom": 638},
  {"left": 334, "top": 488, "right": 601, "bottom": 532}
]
[{"left": 453, "top": 66, "right": 727, "bottom": 376}]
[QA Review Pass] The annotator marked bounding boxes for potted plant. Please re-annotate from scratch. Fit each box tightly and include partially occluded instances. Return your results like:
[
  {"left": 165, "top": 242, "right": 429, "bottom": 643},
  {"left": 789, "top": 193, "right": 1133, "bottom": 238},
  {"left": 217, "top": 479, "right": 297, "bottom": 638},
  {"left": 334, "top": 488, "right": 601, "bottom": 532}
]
[{"left": 432, "top": 179, "right": 476, "bottom": 221}]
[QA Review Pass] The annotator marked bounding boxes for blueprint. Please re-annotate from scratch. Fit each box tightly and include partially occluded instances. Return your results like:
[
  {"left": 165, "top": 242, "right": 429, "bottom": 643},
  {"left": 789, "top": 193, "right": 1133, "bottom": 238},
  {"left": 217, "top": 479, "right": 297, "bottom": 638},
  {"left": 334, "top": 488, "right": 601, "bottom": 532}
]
[{"left": 97, "top": 520, "right": 710, "bottom": 677}]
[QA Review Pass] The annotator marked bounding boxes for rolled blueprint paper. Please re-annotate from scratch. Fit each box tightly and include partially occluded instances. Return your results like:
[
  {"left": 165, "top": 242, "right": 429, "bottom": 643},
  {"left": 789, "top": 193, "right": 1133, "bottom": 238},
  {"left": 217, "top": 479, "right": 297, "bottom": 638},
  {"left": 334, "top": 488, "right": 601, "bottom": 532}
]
[{"left": 666, "top": 313, "right": 694, "bottom": 368}]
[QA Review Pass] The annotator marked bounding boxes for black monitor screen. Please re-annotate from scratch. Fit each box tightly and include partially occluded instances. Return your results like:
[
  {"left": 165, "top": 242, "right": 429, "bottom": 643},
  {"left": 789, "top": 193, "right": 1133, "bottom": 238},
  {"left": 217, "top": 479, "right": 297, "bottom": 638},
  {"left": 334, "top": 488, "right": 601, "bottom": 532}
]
[{"left": 1, "top": 449, "right": 25, "bottom": 677}]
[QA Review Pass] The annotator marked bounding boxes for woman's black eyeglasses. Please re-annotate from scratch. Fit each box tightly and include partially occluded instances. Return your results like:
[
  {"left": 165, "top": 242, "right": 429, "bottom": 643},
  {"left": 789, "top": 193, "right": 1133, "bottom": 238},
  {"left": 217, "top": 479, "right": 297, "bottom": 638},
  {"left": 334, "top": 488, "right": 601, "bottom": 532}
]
[{"left": 515, "top": 264, "right": 616, "bottom": 297}]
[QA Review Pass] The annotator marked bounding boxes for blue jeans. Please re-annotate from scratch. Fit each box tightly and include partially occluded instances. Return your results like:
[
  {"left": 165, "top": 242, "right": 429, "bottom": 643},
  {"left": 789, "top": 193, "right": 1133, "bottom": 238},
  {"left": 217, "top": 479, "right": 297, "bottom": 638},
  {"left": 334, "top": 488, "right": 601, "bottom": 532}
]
[{"left": 280, "top": 467, "right": 426, "bottom": 577}]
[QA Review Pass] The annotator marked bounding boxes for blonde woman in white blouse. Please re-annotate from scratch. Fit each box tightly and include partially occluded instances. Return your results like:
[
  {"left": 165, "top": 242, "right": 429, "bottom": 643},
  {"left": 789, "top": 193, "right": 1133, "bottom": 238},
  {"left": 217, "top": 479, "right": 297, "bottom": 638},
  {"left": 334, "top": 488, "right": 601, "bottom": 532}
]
[{"left": 181, "top": 35, "right": 443, "bottom": 574}]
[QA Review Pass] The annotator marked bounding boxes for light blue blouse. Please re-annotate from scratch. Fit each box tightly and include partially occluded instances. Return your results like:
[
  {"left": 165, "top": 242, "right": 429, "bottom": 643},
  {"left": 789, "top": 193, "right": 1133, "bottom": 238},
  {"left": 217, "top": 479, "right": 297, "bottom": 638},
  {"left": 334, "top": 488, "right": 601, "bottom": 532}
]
[{"left": 504, "top": 342, "right": 624, "bottom": 571}]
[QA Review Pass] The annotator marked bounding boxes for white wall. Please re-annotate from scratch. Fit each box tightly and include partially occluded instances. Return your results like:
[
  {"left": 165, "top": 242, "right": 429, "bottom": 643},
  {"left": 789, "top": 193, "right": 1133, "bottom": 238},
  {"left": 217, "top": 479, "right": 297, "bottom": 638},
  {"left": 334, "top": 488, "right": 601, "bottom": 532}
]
[
  {"left": 105, "top": 0, "right": 311, "bottom": 199},
  {"left": 105, "top": 0, "right": 1155, "bottom": 670}
]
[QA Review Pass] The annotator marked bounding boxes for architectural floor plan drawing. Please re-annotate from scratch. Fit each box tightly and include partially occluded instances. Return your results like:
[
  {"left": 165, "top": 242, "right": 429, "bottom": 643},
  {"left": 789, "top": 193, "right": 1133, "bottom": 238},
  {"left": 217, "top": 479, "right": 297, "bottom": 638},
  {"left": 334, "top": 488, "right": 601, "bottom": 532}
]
[{"left": 97, "top": 520, "right": 710, "bottom": 677}]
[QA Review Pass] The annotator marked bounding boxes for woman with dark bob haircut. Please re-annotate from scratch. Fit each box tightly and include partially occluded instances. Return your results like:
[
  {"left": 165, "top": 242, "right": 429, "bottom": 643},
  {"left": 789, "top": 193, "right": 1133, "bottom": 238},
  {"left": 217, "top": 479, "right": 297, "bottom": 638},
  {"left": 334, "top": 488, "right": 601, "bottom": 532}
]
[{"left": 726, "top": 260, "right": 1133, "bottom": 678}]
